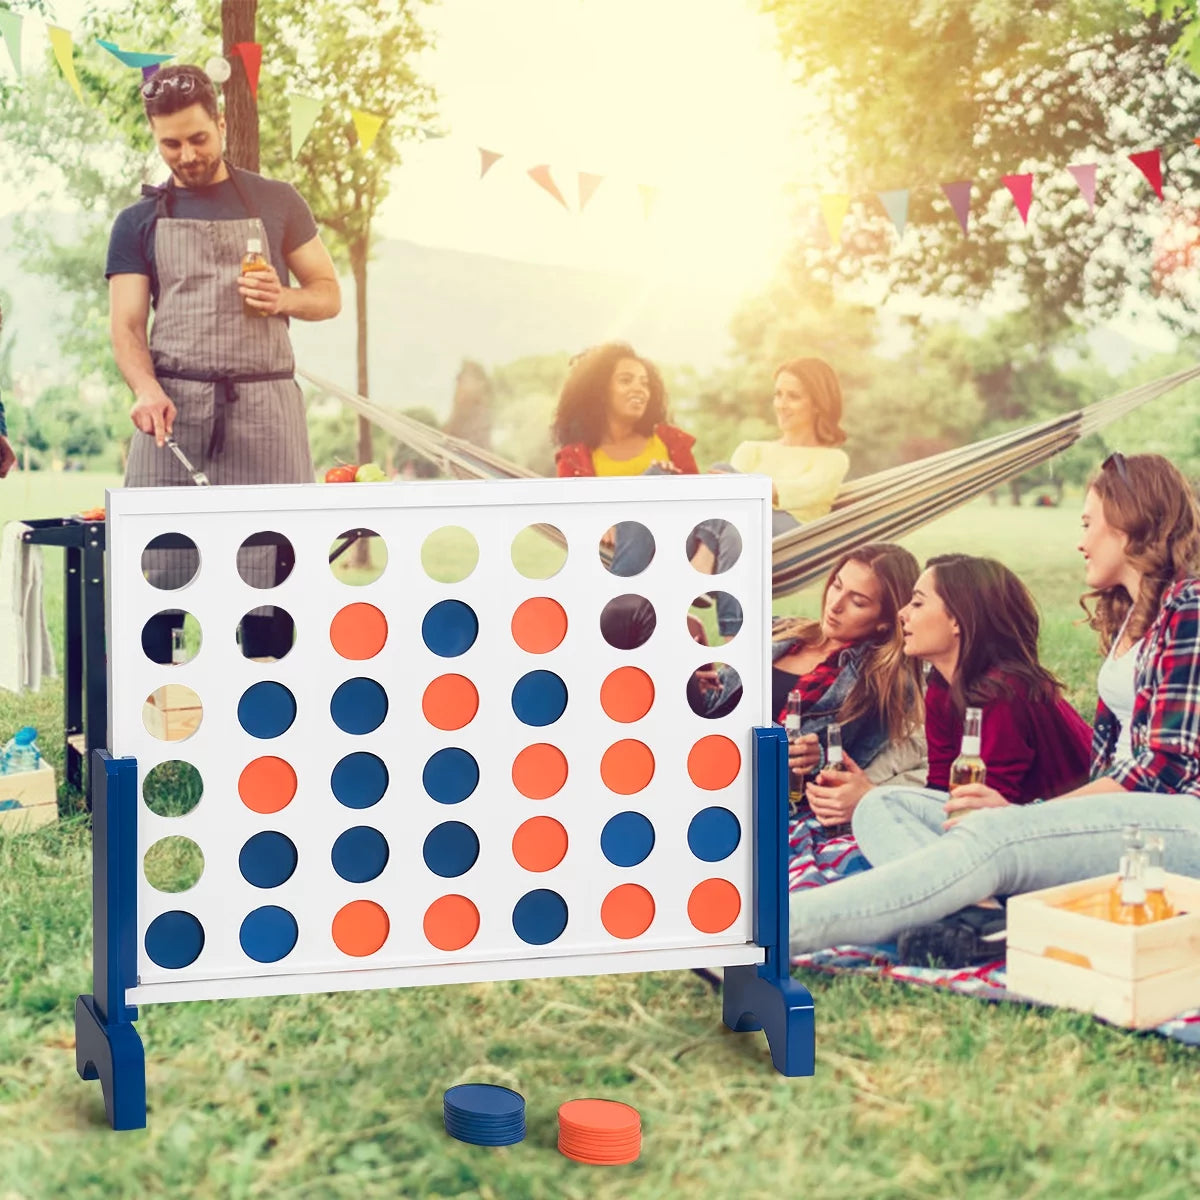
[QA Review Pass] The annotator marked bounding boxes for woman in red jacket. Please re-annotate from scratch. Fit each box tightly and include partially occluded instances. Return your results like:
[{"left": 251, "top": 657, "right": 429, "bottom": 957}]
[{"left": 553, "top": 342, "right": 700, "bottom": 577}]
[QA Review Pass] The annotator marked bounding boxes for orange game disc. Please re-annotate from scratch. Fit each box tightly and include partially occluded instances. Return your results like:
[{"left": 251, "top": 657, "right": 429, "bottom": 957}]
[
  {"left": 329, "top": 602, "right": 388, "bottom": 660},
  {"left": 237, "top": 756, "right": 297, "bottom": 814},
  {"left": 599, "top": 739, "right": 655, "bottom": 795},
  {"left": 599, "top": 666, "right": 655, "bottom": 723},
  {"left": 422, "top": 674, "right": 480, "bottom": 730},
  {"left": 511, "top": 816, "right": 569, "bottom": 872},
  {"left": 687, "top": 877, "right": 742, "bottom": 934},
  {"left": 686, "top": 734, "right": 741, "bottom": 790},
  {"left": 331, "top": 899, "right": 390, "bottom": 956},
  {"left": 600, "top": 884, "right": 655, "bottom": 939},
  {"left": 558, "top": 1098, "right": 641, "bottom": 1133},
  {"left": 511, "top": 597, "right": 568, "bottom": 654},
  {"left": 511, "top": 743, "right": 569, "bottom": 800},
  {"left": 422, "top": 894, "right": 481, "bottom": 952}
]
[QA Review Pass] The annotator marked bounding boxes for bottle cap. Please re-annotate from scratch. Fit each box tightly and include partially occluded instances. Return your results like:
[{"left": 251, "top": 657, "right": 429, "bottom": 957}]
[{"left": 14, "top": 727, "right": 37, "bottom": 745}]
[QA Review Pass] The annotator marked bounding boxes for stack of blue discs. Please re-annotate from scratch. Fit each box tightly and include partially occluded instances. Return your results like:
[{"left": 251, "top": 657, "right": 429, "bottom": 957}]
[{"left": 443, "top": 1084, "right": 527, "bottom": 1146}]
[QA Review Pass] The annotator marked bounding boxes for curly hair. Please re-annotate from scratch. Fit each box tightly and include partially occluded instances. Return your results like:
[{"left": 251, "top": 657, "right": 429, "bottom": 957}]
[
  {"left": 142, "top": 64, "right": 220, "bottom": 124},
  {"left": 774, "top": 357, "right": 847, "bottom": 447},
  {"left": 551, "top": 342, "right": 668, "bottom": 449},
  {"left": 774, "top": 542, "right": 923, "bottom": 742},
  {"left": 924, "top": 553, "right": 1063, "bottom": 716},
  {"left": 1080, "top": 453, "right": 1200, "bottom": 653}
]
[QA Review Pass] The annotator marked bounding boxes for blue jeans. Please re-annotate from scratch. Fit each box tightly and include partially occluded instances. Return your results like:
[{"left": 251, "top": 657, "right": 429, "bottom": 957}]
[{"left": 788, "top": 785, "right": 1200, "bottom": 954}]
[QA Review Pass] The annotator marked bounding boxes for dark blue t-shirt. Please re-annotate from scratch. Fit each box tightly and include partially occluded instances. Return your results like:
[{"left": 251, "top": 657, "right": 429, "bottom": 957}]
[{"left": 105, "top": 166, "right": 319, "bottom": 306}]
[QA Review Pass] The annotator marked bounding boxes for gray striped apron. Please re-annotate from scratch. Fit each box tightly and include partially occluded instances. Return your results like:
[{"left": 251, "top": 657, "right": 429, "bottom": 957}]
[{"left": 127, "top": 167, "right": 313, "bottom": 591}]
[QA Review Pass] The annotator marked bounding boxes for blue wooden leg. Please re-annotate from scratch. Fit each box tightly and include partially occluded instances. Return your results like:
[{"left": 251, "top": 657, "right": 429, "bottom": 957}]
[
  {"left": 76, "top": 751, "right": 145, "bottom": 1130},
  {"left": 75, "top": 994, "right": 146, "bottom": 1130},
  {"left": 722, "top": 964, "right": 815, "bottom": 1076}
]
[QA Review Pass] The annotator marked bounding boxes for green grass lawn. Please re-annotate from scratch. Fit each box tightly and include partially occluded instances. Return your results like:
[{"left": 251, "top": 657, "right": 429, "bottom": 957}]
[{"left": 2, "top": 475, "right": 1195, "bottom": 1200}]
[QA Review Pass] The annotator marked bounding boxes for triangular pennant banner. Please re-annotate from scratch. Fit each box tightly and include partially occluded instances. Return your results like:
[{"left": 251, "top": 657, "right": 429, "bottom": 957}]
[
  {"left": 46, "top": 26, "right": 83, "bottom": 102},
  {"left": 876, "top": 189, "right": 909, "bottom": 237},
  {"left": 528, "top": 164, "right": 569, "bottom": 210},
  {"left": 288, "top": 94, "right": 323, "bottom": 160},
  {"left": 941, "top": 179, "right": 973, "bottom": 234},
  {"left": 420, "top": 126, "right": 446, "bottom": 140},
  {"left": 96, "top": 39, "right": 174, "bottom": 69},
  {"left": 819, "top": 193, "right": 851, "bottom": 248},
  {"left": 0, "top": 9, "right": 23, "bottom": 77},
  {"left": 478, "top": 147, "right": 503, "bottom": 178},
  {"left": 1129, "top": 149, "right": 1164, "bottom": 200},
  {"left": 1067, "top": 163, "right": 1097, "bottom": 212},
  {"left": 578, "top": 171, "right": 604, "bottom": 212},
  {"left": 1002, "top": 173, "right": 1034, "bottom": 224},
  {"left": 228, "top": 42, "right": 262, "bottom": 101},
  {"left": 638, "top": 183, "right": 658, "bottom": 220},
  {"left": 351, "top": 109, "right": 385, "bottom": 153}
]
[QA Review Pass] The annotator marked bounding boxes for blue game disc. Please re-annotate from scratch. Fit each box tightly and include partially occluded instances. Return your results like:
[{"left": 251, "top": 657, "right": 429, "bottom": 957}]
[{"left": 443, "top": 1083, "right": 525, "bottom": 1120}]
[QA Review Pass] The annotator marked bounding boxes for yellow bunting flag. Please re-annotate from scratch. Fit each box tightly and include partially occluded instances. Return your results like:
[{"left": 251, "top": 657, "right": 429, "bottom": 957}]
[
  {"left": 0, "top": 9, "right": 23, "bottom": 76},
  {"left": 288, "top": 94, "right": 323, "bottom": 160},
  {"left": 637, "top": 183, "right": 658, "bottom": 220},
  {"left": 351, "top": 109, "right": 385, "bottom": 153},
  {"left": 819, "top": 193, "right": 851, "bottom": 248},
  {"left": 47, "top": 25, "right": 83, "bottom": 101}
]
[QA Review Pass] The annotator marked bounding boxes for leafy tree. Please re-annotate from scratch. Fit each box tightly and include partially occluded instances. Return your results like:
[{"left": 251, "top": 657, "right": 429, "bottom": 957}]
[{"left": 763, "top": 1, "right": 1200, "bottom": 335}]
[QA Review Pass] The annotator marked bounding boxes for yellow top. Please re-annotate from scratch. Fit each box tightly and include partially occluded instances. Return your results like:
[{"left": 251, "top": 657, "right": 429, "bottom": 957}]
[
  {"left": 592, "top": 434, "right": 670, "bottom": 477},
  {"left": 729, "top": 441, "right": 850, "bottom": 523}
]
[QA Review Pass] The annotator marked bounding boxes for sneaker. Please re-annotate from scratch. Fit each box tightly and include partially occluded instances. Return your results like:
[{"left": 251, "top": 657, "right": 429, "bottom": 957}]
[{"left": 895, "top": 905, "right": 1006, "bottom": 968}]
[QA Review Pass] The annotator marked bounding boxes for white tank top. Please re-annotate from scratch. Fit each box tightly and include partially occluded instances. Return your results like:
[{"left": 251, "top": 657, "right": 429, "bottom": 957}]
[{"left": 1097, "top": 615, "right": 1140, "bottom": 762}]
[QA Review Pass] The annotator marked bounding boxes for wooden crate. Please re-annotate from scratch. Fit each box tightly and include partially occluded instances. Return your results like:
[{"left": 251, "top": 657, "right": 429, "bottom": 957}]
[
  {"left": 0, "top": 763, "right": 58, "bottom": 835},
  {"left": 1006, "top": 872, "right": 1200, "bottom": 1029}
]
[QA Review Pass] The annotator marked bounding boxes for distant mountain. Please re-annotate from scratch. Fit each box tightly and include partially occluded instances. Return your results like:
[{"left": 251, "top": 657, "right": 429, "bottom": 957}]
[{"left": 1, "top": 212, "right": 738, "bottom": 416}]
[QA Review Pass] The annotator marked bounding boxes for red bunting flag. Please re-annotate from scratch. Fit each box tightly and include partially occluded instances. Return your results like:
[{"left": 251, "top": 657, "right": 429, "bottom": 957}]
[
  {"left": 228, "top": 42, "right": 262, "bottom": 102},
  {"left": 527, "top": 164, "right": 569, "bottom": 210},
  {"left": 578, "top": 171, "right": 604, "bottom": 212},
  {"left": 1002, "top": 173, "right": 1033, "bottom": 224},
  {"left": 478, "top": 148, "right": 502, "bottom": 179},
  {"left": 1128, "top": 149, "right": 1163, "bottom": 200},
  {"left": 940, "top": 180, "right": 973, "bottom": 235}
]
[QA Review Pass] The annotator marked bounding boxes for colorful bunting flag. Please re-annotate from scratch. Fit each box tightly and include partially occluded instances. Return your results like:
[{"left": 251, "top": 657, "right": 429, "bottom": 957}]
[
  {"left": 478, "top": 148, "right": 503, "bottom": 178},
  {"left": 1067, "top": 163, "right": 1097, "bottom": 212},
  {"left": 876, "top": 189, "right": 909, "bottom": 237},
  {"left": 638, "top": 183, "right": 658, "bottom": 220},
  {"left": 289, "top": 94, "right": 323, "bottom": 160},
  {"left": 819, "top": 193, "right": 851, "bottom": 248},
  {"left": 941, "top": 179, "right": 973, "bottom": 234},
  {"left": 351, "top": 109, "right": 385, "bottom": 153},
  {"left": 1002, "top": 173, "right": 1034, "bottom": 224},
  {"left": 228, "top": 42, "right": 262, "bottom": 101},
  {"left": 0, "top": 9, "right": 24, "bottom": 77},
  {"left": 528, "top": 164, "right": 569, "bottom": 210},
  {"left": 1129, "top": 149, "right": 1164, "bottom": 200},
  {"left": 47, "top": 26, "right": 83, "bottom": 102},
  {"left": 578, "top": 171, "right": 604, "bottom": 212},
  {"left": 96, "top": 39, "right": 173, "bottom": 69}
]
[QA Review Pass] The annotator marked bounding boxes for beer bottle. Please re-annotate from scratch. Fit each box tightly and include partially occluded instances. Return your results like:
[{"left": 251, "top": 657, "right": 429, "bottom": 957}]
[
  {"left": 1144, "top": 834, "right": 1175, "bottom": 921},
  {"left": 949, "top": 706, "right": 987, "bottom": 787},
  {"left": 1108, "top": 824, "right": 1144, "bottom": 920},
  {"left": 241, "top": 236, "right": 270, "bottom": 316},
  {"left": 825, "top": 722, "right": 847, "bottom": 772},
  {"left": 1112, "top": 849, "right": 1152, "bottom": 925},
  {"left": 784, "top": 687, "right": 804, "bottom": 812}
]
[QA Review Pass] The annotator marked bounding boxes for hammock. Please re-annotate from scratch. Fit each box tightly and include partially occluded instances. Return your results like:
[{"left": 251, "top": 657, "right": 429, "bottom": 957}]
[{"left": 298, "top": 364, "right": 1200, "bottom": 598}]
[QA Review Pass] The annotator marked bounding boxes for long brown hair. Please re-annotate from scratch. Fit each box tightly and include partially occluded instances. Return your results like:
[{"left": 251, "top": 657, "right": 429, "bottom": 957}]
[
  {"left": 1079, "top": 452, "right": 1200, "bottom": 653},
  {"left": 551, "top": 342, "right": 668, "bottom": 448},
  {"left": 925, "top": 553, "right": 1062, "bottom": 715},
  {"left": 775, "top": 542, "right": 923, "bottom": 740},
  {"left": 774, "top": 357, "right": 847, "bottom": 447}
]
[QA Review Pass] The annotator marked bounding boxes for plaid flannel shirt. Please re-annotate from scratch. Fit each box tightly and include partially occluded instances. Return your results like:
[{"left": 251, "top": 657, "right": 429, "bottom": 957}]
[{"left": 1091, "top": 578, "right": 1200, "bottom": 797}]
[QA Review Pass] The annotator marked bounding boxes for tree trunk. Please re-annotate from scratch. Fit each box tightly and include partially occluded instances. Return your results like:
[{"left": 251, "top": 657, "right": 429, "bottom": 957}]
[
  {"left": 221, "top": 0, "right": 259, "bottom": 171},
  {"left": 351, "top": 234, "right": 372, "bottom": 566}
]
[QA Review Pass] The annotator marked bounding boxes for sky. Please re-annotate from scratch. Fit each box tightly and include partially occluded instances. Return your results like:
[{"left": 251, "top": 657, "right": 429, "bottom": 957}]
[{"left": 1, "top": 0, "right": 820, "bottom": 307}]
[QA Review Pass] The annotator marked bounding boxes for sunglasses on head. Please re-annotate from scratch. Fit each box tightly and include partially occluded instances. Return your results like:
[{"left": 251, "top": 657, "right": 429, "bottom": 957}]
[
  {"left": 1102, "top": 451, "right": 1130, "bottom": 486},
  {"left": 141, "top": 73, "right": 199, "bottom": 100}
]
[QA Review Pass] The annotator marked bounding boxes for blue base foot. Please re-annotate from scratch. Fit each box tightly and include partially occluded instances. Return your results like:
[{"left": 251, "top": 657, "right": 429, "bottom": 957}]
[
  {"left": 75, "top": 994, "right": 146, "bottom": 1130},
  {"left": 722, "top": 965, "right": 815, "bottom": 1076}
]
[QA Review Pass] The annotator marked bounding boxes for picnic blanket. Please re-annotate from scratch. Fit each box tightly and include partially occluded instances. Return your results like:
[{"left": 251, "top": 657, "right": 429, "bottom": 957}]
[{"left": 786, "top": 814, "right": 1200, "bottom": 1047}]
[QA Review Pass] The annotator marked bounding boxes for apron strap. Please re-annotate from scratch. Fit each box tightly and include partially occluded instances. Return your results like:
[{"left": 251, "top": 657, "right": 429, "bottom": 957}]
[
  {"left": 155, "top": 368, "right": 295, "bottom": 462},
  {"left": 141, "top": 161, "right": 258, "bottom": 225}
]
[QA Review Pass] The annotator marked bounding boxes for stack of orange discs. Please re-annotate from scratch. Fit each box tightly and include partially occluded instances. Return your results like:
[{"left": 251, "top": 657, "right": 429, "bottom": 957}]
[{"left": 557, "top": 1098, "right": 641, "bottom": 1165}]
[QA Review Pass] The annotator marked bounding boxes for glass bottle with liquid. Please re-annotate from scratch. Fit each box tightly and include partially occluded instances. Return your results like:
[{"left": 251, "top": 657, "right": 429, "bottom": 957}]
[
  {"left": 240, "top": 236, "right": 269, "bottom": 316},
  {"left": 784, "top": 687, "right": 804, "bottom": 811},
  {"left": 949, "top": 706, "right": 987, "bottom": 787},
  {"left": 825, "top": 721, "right": 847, "bottom": 773},
  {"left": 1144, "top": 834, "right": 1176, "bottom": 921},
  {"left": 1107, "top": 824, "right": 1145, "bottom": 920},
  {"left": 1112, "top": 849, "right": 1153, "bottom": 925}
]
